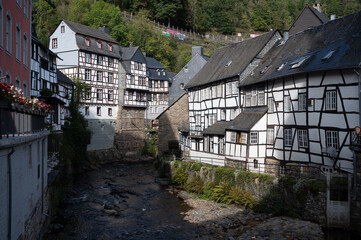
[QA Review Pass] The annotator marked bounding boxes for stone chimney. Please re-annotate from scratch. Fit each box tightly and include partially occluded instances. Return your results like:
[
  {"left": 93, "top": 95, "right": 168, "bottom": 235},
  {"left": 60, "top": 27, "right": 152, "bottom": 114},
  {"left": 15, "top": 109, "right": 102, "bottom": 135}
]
[
  {"left": 313, "top": 1, "right": 322, "bottom": 13},
  {"left": 98, "top": 26, "right": 110, "bottom": 35},
  {"left": 192, "top": 46, "right": 204, "bottom": 58}
]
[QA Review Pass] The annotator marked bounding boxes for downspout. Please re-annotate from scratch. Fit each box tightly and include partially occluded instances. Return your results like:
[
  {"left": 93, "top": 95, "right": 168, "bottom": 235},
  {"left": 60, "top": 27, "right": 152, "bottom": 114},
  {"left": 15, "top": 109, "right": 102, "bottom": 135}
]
[
  {"left": 352, "top": 68, "right": 360, "bottom": 200},
  {"left": 238, "top": 74, "right": 241, "bottom": 112},
  {"left": 7, "top": 147, "right": 15, "bottom": 240}
]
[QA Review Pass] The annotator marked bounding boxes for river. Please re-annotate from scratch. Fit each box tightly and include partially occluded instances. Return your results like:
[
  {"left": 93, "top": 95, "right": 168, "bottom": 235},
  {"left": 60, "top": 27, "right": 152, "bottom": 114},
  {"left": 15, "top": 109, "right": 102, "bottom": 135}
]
[{"left": 45, "top": 161, "right": 221, "bottom": 239}]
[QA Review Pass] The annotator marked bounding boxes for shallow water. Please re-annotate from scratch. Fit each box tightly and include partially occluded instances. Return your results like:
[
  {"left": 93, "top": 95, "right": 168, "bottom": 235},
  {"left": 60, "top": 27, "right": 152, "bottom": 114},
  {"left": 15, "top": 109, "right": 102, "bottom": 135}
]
[{"left": 46, "top": 162, "right": 220, "bottom": 240}]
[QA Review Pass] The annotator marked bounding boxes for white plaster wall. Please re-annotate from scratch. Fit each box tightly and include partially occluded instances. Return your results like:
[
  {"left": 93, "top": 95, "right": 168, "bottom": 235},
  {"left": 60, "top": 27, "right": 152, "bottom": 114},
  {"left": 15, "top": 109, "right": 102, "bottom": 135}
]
[
  {"left": 80, "top": 105, "right": 118, "bottom": 120},
  {"left": 189, "top": 150, "right": 225, "bottom": 166}
]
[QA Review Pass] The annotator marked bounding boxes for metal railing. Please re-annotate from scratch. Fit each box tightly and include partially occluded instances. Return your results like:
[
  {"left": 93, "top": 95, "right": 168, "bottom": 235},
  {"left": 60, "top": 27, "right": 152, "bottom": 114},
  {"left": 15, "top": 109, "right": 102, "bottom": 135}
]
[{"left": 0, "top": 102, "right": 46, "bottom": 139}]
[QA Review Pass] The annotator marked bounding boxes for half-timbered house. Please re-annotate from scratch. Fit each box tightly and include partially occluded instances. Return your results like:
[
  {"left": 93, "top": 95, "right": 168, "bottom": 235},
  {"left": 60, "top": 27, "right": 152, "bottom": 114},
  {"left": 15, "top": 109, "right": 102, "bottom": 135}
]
[
  {"left": 56, "top": 69, "right": 75, "bottom": 125},
  {"left": 184, "top": 31, "right": 282, "bottom": 166},
  {"left": 145, "top": 56, "right": 169, "bottom": 120},
  {"left": 49, "top": 20, "right": 120, "bottom": 150},
  {"left": 238, "top": 11, "right": 361, "bottom": 175}
]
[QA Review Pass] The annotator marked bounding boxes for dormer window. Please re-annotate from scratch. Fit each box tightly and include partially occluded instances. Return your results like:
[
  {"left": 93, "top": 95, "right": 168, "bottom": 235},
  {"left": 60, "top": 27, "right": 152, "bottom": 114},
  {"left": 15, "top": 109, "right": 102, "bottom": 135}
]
[
  {"left": 108, "top": 43, "right": 113, "bottom": 51},
  {"left": 85, "top": 37, "right": 90, "bottom": 46},
  {"left": 276, "top": 63, "right": 285, "bottom": 71},
  {"left": 225, "top": 60, "right": 232, "bottom": 67},
  {"left": 184, "top": 66, "right": 188, "bottom": 72},
  {"left": 290, "top": 55, "right": 310, "bottom": 69},
  {"left": 97, "top": 40, "right": 102, "bottom": 49},
  {"left": 322, "top": 49, "right": 336, "bottom": 61}
]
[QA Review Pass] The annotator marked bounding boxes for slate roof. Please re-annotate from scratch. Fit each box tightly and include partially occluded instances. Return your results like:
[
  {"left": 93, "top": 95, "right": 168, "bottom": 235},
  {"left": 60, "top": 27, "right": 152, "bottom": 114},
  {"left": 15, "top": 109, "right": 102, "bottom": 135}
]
[
  {"left": 202, "top": 107, "right": 268, "bottom": 135},
  {"left": 145, "top": 57, "right": 169, "bottom": 80},
  {"left": 63, "top": 20, "right": 117, "bottom": 43},
  {"left": 146, "top": 57, "right": 165, "bottom": 69},
  {"left": 76, "top": 35, "right": 121, "bottom": 58},
  {"left": 185, "top": 30, "right": 279, "bottom": 89},
  {"left": 119, "top": 47, "right": 146, "bottom": 73},
  {"left": 57, "top": 70, "right": 75, "bottom": 85},
  {"left": 308, "top": 4, "right": 329, "bottom": 23},
  {"left": 240, "top": 10, "right": 361, "bottom": 87}
]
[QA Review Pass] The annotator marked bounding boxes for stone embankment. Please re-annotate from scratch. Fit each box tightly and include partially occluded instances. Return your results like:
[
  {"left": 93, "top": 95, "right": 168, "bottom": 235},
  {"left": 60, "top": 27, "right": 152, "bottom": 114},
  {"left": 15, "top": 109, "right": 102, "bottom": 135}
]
[{"left": 173, "top": 189, "right": 324, "bottom": 240}]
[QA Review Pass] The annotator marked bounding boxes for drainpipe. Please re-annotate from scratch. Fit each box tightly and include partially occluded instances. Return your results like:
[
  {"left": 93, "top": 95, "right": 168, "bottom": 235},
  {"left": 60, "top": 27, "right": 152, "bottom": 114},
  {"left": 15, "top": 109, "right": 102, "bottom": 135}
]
[
  {"left": 238, "top": 74, "right": 241, "bottom": 112},
  {"left": 353, "top": 68, "right": 361, "bottom": 200},
  {"left": 7, "top": 147, "right": 15, "bottom": 240}
]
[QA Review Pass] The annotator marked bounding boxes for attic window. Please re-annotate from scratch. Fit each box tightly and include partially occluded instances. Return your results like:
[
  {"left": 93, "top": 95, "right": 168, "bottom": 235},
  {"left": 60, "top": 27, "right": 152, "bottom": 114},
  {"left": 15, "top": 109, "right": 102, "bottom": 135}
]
[
  {"left": 277, "top": 63, "right": 285, "bottom": 71},
  {"left": 97, "top": 40, "right": 102, "bottom": 49},
  {"left": 260, "top": 65, "right": 271, "bottom": 74},
  {"left": 108, "top": 43, "right": 113, "bottom": 52},
  {"left": 85, "top": 37, "right": 90, "bottom": 46},
  {"left": 180, "top": 83, "right": 184, "bottom": 89},
  {"left": 322, "top": 49, "right": 336, "bottom": 61},
  {"left": 225, "top": 60, "right": 232, "bottom": 67},
  {"left": 61, "top": 26, "right": 65, "bottom": 33},
  {"left": 290, "top": 55, "right": 310, "bottom": 69}
]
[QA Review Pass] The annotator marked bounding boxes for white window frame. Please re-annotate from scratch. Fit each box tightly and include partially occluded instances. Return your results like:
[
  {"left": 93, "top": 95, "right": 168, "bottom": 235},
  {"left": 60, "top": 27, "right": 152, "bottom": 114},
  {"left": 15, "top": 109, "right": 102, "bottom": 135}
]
[
  {"left": 108, "top": 72, "right": 113, "bottom": 83},
  {"left": 52, "top": 38, "right": 57, "bottom": 49},
  {"left": 108, "top": 90, "right": 113, "bottom": 101},
  {"left": 268, "top": 97, "right": 275, "bottom": 113},
  {"left": 267, "top": 127, "right": 275, "bottom": 144},
  {"left": 108, "top": 108, "right": 112, "bottom": 116},
  {"left": 230, "top": 132, "right": 237, "bottom": 143},
  {"left": 298, "top": 129, "right": 308, "bottom": 148},
  {"left": 97, "top": 55, "right": 102, "bottom": 65},
  {"left": 85, "top": 53, "right": 91, "bottom": 63},
  {"left": 96, "top": 89, "right": 102, "bottom": 100},
  {"left": 284, "top": 128, "right": 292, "bottom": 147},
  {"left": 97, "top": 71, "right": 102, "bottom": 82},
  {"left": 326, "top": 130, "right": 339, "bottom": 150},
  {"left": 325, "top": 90, "right": 337, "bottom": 111},
  {"left": 97, "top": 107, "right": 101, "bottom": 116},
  {"left": 298, "top": 93, "right": 307, "bottom": 111},
  {"left": 284, "top": 95, "right": 291, "bottom": 112},
  {"left": 250, "top": 132, "right": 258, "bottom": 144},
  {"left": 85, "top": 69, "right": 90, "bottom": 81},
  {"left": 257, "top": 85, "right": 265, "bottom": 105}
]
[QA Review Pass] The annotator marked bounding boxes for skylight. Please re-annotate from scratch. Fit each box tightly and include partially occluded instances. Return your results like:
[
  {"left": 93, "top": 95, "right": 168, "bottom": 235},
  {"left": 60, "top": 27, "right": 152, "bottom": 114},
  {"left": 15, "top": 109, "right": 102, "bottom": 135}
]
[
  {"left": 260, "top": 65, "right": 272, "bottom": 74},
  {"left": 290, "top": 55, "right": 311, "bottom": 69},
  {"left": 322, "top": 49, "right": 336, "bottom": 61},
  {"left": 277, "top": 63, "right": 285, "bottom": 71},
  {"left": 225, "top": 60, "right": 232, "bottom": 67}
]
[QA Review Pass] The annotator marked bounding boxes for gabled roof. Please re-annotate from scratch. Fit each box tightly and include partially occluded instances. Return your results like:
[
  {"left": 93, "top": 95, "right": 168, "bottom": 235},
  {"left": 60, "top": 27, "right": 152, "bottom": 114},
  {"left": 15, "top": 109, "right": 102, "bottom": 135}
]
[
  {"left": 63, "top": 20, "right": 117, "bottom": 43},
  {"left": 57, "top": 70, "right": 75, "bottom": 85},
  {"left": 76, "top": 35, "right": 121, "bottom": 58},
  {"left": 120, "top": 46, "right": 146, "bottom": 63},
  {"left": 185, "top": 30, "right": 280, "bottom": 89},
  {"left": 203, "top": 107, "right": 268, "bottom": 135},
  {"left": 145, "top": 57, "right": 166, "bottom": 69},
  {"left": 289, "top": 4, "right": 328, "bottom": 35},
  {"left": 240, "top": 10, "right": 361, "bottom": 87},
  {"left": 148, "top": 69, "right": 169, "bottom": 81}
]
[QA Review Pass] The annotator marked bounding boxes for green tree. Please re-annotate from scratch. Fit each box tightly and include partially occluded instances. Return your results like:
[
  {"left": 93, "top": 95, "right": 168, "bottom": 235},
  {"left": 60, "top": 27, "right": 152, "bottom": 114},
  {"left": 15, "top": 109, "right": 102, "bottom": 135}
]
[{"left": 86, "top": 0, "right": 129, "bottom": 46}]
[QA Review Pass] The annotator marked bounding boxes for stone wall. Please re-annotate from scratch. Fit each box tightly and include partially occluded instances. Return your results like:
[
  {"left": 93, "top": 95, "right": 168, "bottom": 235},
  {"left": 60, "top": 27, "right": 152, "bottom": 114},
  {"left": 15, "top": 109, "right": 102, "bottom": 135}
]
[
  {"left": 115, "top": 105, "right": 146, "bottom": 155},
  {"left": 87, "top": 119, "right": 117, "bottom": 151},
  {"left": 158, "top": 94, "right": 188, "bottom": 153}
]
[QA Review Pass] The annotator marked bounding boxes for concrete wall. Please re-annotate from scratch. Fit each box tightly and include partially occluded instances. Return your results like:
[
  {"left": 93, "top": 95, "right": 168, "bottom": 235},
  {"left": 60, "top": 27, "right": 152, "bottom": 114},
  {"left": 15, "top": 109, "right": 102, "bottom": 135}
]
[
  {"left": 114, "top": 105, "right": 146, "bottom": 154},
  {"left": 86, "top": 119, "right": 117, "bottom": 151},
  {"left": 158, "top": 94, "right": 189, "bottom": 153},
  {"left": 0, "top": 131, "right": 49, "bottom": 240}
]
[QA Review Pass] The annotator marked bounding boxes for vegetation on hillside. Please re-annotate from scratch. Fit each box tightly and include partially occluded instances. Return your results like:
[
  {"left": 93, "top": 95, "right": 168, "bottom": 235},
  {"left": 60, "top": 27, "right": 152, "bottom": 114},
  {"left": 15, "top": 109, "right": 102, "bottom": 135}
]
[{"left": 33, "top": 0, "right": 361, "bottom": 72}]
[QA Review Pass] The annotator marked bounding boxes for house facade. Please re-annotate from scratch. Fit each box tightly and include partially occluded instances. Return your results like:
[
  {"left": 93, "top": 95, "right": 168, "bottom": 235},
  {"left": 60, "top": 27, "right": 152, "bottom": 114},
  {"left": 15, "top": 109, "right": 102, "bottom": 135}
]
[
  {"left": 49, "top": 20, "right": 120, "bottom": 150},
  {"left": 184, "top": 31, "right": 282, "bottom": 167},
  {"left": 145, "top": 56, "right": 169, "bottom": 120},
  {"left": 0, "top": 0, "right": 31, "bottom": 96}
]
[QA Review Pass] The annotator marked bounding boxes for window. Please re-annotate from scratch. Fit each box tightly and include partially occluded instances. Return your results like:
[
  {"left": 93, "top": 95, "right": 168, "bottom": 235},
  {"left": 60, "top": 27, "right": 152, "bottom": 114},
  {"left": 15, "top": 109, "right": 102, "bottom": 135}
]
[
  {"left": 195, "top": 115, "right": 201, "bottom": 126},
  {"left": 85, "top": 38, "right": 90, "bottom": 46},
  {"left": 52, "top": 38, "right": 57, "bottom": 49},
  {"left": 17, "top": 0, "right": 22, "bottom": 8},
  {"left": 217, "top": 84, "right": 222, "bottom": 98},
  {"left": 326, "top": 131, "right": 339, "bottom": 150},
  {"left": 108, "top": 73, "right": 113, "bottom": 83},
  {"left": 85, "top": 107, "right": 89, "bottom": 115},
  {"left": 6, "top": 72, "right": 11, "bottom": 84},
  {"left": 236, "top": 132, "right": 247, "bottom": 144},
  {"left": 250, "top": 132, "right": 258, "bottom": 144},
  {"left": 298, "top": 129, "right": 308, "bottom": 148},
  {"left": 108, "top": 58, "right": 113, "bottom": 67},
  {"left": 251, "top": 86, "right": 257, "bottom": 106},
  {"left": 284, "top": 128, "right": 292, "bottom": 146},
  {"left": 108, "top": 108, "right": 112, "bottom": 116},
  {"left": 254, "top": 159, "right": 258, "bottom": 169},
  {"left": 61, "top": 25, "right": 65, "bottom": 33},
  {"left": 230, "top": 132, "right": 237, "bottom": 143},
  {"left": 85, "top": 69, "right": 90, "bottom": 81},
  {"left": 0, "top": 4, "right": 3, "bottom": 48},
  {"left": 212, "top": 86, "right": 217, "bottom": 98},
  {"left": 85, "top": 89, "right": 90, "bottom": 99},
  {"left": 6, "top": 13, "right": 11, "bottom": 53},
  {"left": 23, "top": 83, "right": 27, "bottom": 97},
  {"left": 97, "top": 71, "right": 102, "bottom": 82},
  {"left": 16, "top": 25, "right": 21, "bottom": 61},
  {"left": 298, "top": 93, "right": 307, "bottom": 111},
  {"left": 108, "top": 90, "right": 113, "bottom": 101},
  {"left": 290, "top": 55, "right": 310, "bottom": 69},
  {"left": 267, "top": 128, "right": 275, "bottom": 144},
  {"left": 32, "top": 43, "right": 38, "bottom": 60},
  {"left": 108, "top": 43, "right": 112, "bottom": 51},
  {"left": 221, "top": 109, "right": 226, "bottom": 121},
  {"left": 15, "top": 78, "right": 20, "bottom": 88},
  {"left": 24, "top": 0, "right": 28, "bottom": 16},
  {"left": 97, "top": 107, "right": 101, "bottom": 116},
  {"left": 97, "top": 41, "right": 101, "bottom": 49},
  {"left": 96, "top": 89, "right": 102, "bottom": 100},
  {"left": 23, "top": 34, "right": 27, "bottom": 66},
  {"left": 97, "top": 55, "right": 102, "bottom": 65},
  {"left": 268, "top": 98, "right": 275, "bottom": 113},
  {"left": 180, "top": 83, "right": 184, "bottom": 89},
  {"left": 284, "top": 96, "right": 291, "bottom": 112},
  {"left": 85, "top": 53, "right": 91, "bottom": 63},
  {"left": 325, "top": 90, "right": 337, "bottom": 111},
  {"left": 232, "top": 81, "right": 238, "bottom": 95},
  {"left": 258, "top": 85, "right": 265, "bottom": 105}
]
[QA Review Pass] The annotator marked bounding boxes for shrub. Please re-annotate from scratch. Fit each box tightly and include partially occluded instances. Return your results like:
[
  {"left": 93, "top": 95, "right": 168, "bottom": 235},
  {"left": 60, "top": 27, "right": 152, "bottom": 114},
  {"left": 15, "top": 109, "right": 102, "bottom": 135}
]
[
  {"left": 199, "top": 183, "right": 215, "bottom": 199},
  {"left": 214, "top": 167, "right": 235, "bottom": 185},
  {"left": 185, "top": 175, "right": 204, "bottom": 194},
  {"left": 173, "top": 167, "right": 188, "bottom": 186},
  {"left": 229, "top": 187, "right": 257, "bottom": 209},
  {"left": 211, "top": 182, "right": 232, "bottom": 203}
]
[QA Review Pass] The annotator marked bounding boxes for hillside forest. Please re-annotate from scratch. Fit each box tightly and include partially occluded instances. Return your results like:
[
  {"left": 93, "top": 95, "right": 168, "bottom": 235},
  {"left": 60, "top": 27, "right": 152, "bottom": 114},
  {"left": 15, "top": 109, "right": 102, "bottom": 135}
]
[{"left": 33, "top": 0, "right": 361, "bottom": 72}]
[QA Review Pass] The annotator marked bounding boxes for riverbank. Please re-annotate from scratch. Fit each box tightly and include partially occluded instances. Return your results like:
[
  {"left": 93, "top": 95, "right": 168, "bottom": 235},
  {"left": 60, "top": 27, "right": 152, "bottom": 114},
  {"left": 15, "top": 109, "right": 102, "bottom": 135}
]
[{"left": 170, "top": 188, "right": 324, "bottom": 239}]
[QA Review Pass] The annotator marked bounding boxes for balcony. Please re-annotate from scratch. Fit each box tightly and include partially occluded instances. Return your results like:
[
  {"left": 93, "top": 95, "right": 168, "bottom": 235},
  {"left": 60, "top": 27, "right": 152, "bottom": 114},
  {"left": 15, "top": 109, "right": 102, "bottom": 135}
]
[{"left": 0, "top": 101, "right": 47, "bottom": 139}]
